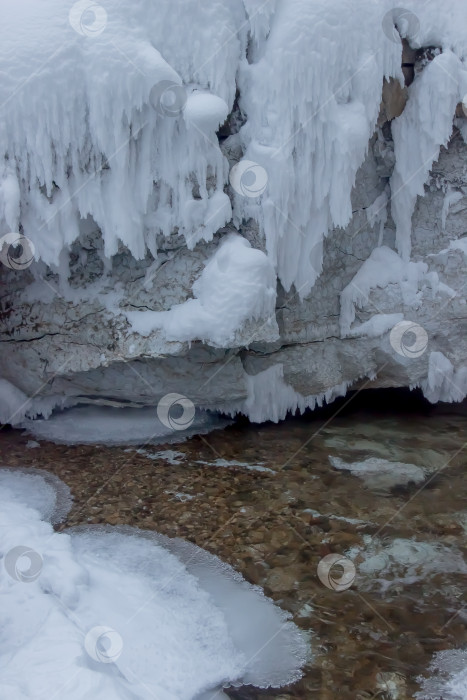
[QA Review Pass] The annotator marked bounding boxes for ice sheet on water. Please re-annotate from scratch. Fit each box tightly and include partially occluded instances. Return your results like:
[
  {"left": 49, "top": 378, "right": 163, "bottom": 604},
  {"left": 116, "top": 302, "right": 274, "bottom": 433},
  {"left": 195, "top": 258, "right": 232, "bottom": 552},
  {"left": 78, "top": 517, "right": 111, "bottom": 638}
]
[
  {"left": 346, "top": 536, "right": 467, "bottom": 593},
  {"left": 329, "top": 455, "right": 426, "bottom": 492},
  {"left": 0, "top": 467, "right": 72, "bottom": 523},
  {"left": 20, "top": 405, "right": 231, "bottom": 446},
  {"left": 416, "top": 649, "right": 467, "bottom": 700},
  {"left": 0, "top": 468, "right": 308, "bottom": 699}
]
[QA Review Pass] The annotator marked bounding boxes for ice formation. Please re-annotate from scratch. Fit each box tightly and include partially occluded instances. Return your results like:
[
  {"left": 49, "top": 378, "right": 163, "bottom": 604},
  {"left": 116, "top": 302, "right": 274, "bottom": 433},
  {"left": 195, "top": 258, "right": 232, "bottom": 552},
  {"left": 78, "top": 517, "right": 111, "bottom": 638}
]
[
  {"left": 391, "top": 50, "right": 466, "bottom": 260},
  {"left": 2, "top": 1, "right": 467, "bottom": 291},
  {"left": 329, "top": 455, "right": 426, "bottom": 492},
  {"left": 243, "top": 364, "right": 351, "bottom": 423},
  {"left": 339, "top": 246, "right": 440, "bottom": 337},
  {"left": 1, "top": 0, "right": 467, "bottom": 425},
  {"left": 346, "top": 535, "right": 467, "bottom": 593},
  {"left": 20, "top": 405, "right": 231, "bottom": 446},
  {"left": 0, "top": 468, "right": 308, "bottom": 698},
  {"left": 416, "top": 650, "right": 467, "bottom": 700}
]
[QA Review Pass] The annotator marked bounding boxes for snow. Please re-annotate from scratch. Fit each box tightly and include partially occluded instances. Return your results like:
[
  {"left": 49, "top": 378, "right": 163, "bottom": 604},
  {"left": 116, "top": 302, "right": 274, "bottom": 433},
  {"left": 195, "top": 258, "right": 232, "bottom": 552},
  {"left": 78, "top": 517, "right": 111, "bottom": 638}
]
[
  {"left": 339, "top": 246, "right": 442, "bottom": 336},
  {"left": 183, "top": 92, "right": 229, "bottom": 135},
  {"left": 125, "top": 234, "right": 278, "bottom": 347},
  {"left": 391, "top": 51, "right": 465, "bottom": 260},
  {"left": 1, "top": 0, "right": 466, "bottom": 300},
  {"left": 422, "top": 351, "right": 467, "bottom": 404},
  {"left": 2, "top": 0, "right": 467, "bottom": 421},
  {"left": 345, "top": 313, "right": 404, "bottom": 339},
  {"left": 0, "top": 467, "right": 308, "bottom": 698}
]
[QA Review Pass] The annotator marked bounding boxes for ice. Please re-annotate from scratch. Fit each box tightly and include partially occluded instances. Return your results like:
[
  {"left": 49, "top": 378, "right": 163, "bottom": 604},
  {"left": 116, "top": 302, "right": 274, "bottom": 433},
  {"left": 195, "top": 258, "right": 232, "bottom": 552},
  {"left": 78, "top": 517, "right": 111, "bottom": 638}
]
[
  {"left": 0, "top": 468, "right": 308, "bottom": 699},
  {"left": 422, "top": 351, "right": 467, "bottom": 404},
  {"left": 424, "top": 351, "right": 467, "bottom": 404},
  {"left": 195, "top": 458, "right": 275, "bottom": 474},
  {"left": 235, "top": 0, "right": 402, "bottom": 297},
  {"left": 0, "top": 467, "right": 72, "bottom": 523},
  {"left": 0, "top": 379, "right": 74, "bottom": 425},
  {"left": 243, "top": 364, "right": 351, "bottom": 424},
  {"left": 345, "top": 313, "right": 404, "bottom": 339},
  {"left": 329, "top": 455, "right": 425, "bottom": 492},
  {"left": 0, "top": 0, "right": 246, "bottom": 267},
  {"left": 416, "top": 650, "right": 467, "bottom": 700},
  {"left": 340, "top": 246, "right": 440, "bottom": 336},
  {"left": 1, "top": 1, "right": 466, "bottom": 296},
  {"left": 2, "top": 0, "right": 467, "bottom": 424},
  {"left": 391, "top": 51, "right": 465, "bottom": 260},
  {"left": 20, "top": 405, "right": 230, "bottom": 446},
  {"left": 346, "top": 536, "right": 467, "bottom": 593}
]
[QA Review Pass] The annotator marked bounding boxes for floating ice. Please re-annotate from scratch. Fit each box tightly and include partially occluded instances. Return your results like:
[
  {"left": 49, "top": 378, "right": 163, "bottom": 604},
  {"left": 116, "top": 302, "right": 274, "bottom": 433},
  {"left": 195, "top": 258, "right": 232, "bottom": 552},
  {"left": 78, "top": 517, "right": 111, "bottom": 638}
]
[
  {"left": 0, "top": 468, "right": 308, "bottom": 698},
  {"left": 347, "top": 536, "right": 467, "bottom": 593},
  {"left": 416, "top": 649, "right": 467, "bottom": 700},
  {"left": 0, "top": 467, "right": 72, "bottom": 523},
  {"left": 329, "top": 455, "right": 426, "bottom": 492},
  {"left": 20, "top": 405, "right": 230, "bottom": 446}
]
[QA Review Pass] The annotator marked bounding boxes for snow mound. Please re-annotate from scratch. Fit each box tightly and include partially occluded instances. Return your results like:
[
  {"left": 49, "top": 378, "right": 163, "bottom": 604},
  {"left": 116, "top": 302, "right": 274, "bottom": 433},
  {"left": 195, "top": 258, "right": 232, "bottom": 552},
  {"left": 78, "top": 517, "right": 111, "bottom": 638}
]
[
  {"left": 126, "top": 234, "right": 278, "bottom": 346},
  {"left": 0, "top": 468, "right": 308, "bottom": 699}
]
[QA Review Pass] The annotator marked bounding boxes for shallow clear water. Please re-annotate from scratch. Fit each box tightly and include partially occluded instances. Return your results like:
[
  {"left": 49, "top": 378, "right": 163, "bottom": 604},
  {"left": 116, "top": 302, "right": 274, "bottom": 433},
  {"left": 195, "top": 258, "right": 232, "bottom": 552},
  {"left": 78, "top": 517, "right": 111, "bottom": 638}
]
[{"left": 2, "top": 389, "right": 467, "bottom": 699}]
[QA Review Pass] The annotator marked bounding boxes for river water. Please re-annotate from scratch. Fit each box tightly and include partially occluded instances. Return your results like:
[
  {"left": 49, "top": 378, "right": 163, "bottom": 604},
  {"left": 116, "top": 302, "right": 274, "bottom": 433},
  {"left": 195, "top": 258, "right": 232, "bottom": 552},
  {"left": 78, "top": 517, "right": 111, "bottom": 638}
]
[{"left": 1, "top": 389, "right": 466, "bottom": 699}]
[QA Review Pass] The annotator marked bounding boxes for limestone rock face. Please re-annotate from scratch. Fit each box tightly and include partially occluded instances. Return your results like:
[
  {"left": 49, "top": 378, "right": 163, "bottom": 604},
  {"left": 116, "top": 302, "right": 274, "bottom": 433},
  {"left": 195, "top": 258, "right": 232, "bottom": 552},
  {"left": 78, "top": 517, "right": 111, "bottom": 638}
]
[{"left": 1, "top": 121, "right": 467, "bottom": 425}]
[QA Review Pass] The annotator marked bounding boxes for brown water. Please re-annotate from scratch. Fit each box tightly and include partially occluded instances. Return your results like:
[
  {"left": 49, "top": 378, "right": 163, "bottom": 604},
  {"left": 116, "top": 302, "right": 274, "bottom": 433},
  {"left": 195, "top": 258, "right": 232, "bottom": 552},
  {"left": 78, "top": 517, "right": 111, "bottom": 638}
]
[{"left": 1, "top": 391, "right": 466, "bottom": 699}]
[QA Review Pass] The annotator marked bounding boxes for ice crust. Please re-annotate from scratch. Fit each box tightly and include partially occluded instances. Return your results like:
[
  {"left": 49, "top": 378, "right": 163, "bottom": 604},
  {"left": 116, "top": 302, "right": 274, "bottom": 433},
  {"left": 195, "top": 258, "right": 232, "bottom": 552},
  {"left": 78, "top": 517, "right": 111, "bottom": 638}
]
[{"left": 0, "top": 467, "right": 308, "bottom": 698}]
